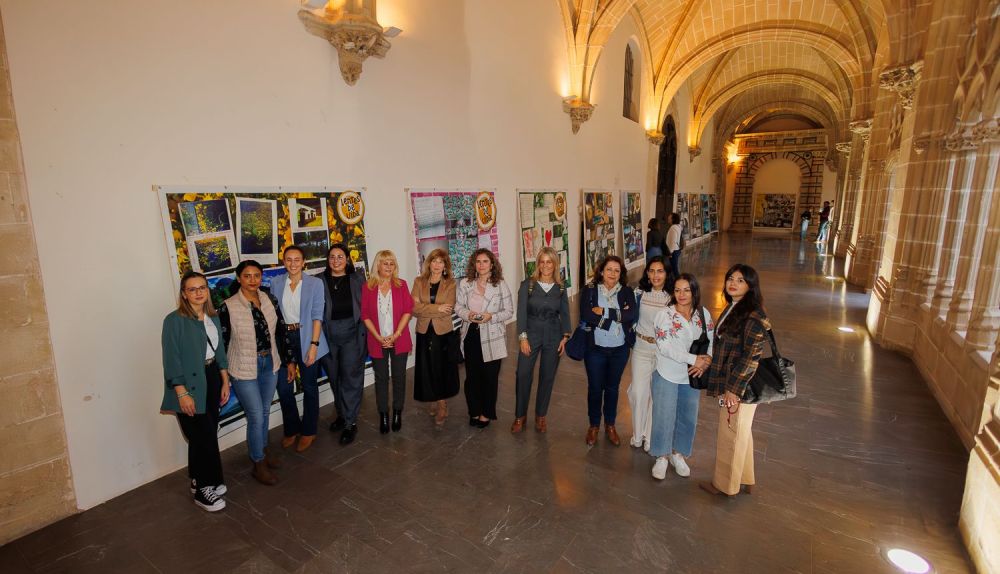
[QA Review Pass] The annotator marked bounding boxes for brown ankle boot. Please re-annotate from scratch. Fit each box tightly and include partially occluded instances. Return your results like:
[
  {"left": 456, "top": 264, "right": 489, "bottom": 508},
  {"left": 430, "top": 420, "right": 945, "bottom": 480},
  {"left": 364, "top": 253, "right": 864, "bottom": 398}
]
[
  {"left": 263, "top": 446, "right": 281, "bottom": 469},
  {"left": 252, "top": 460, "right": 278, "bottom": 485},
  {"left": 605, "top": 425, "right": 621, "bottom": 446},
  {"left": 585, "top": 426, "right": 599, "bottom": 446},
  {"left": 510, "top": 416, "right": 526, "bottom": 433},
  {"left": 534, "top": 416, "right": 547, "bottom": 433}
]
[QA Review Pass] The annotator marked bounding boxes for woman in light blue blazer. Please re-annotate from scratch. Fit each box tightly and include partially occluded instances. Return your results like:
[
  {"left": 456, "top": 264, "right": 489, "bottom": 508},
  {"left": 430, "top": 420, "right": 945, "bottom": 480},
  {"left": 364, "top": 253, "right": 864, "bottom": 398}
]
[{"left": 271, "top": 245, "right": 330, "bottom": 453}]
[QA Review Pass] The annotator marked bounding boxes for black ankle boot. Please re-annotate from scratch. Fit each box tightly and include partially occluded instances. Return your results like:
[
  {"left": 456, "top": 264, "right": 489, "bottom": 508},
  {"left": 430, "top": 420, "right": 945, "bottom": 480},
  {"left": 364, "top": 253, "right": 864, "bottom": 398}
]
[
  {"left": 379, "top": 412, "right": 389, "bottom": 434},
  {"left": 391, "top": 409, "right": 402, "bottom": 432}
]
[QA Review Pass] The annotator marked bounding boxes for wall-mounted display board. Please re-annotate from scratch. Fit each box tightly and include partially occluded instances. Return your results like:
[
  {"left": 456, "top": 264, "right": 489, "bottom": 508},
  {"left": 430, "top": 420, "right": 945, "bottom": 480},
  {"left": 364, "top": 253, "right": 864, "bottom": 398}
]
[
  {"left": 582, "top": 190, "right": 617, "bottom": 282},
  {"left": 753, "top": 193, "right": 796, "bottom": 229},
  {"left": 517, "top": 190, "right": 571, "bottom": 287},
  {"left": 157, "top": 186, "right": 370, "bottom": 426},
  {"left": 621, "top": 190, "right": 645, "bottom": 268},
  {"left": 406, "top": 189, "right": 500, "bottom": 277},
  {"left": 676, "top": 193, "right": 718, "bottom": 242}
]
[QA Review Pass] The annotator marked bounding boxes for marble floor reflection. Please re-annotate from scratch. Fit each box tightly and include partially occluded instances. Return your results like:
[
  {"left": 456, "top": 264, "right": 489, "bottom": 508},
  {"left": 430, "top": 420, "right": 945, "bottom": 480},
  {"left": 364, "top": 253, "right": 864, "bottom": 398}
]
[{"left": 1, "top": 233, "right": 974, "bottom": 573}]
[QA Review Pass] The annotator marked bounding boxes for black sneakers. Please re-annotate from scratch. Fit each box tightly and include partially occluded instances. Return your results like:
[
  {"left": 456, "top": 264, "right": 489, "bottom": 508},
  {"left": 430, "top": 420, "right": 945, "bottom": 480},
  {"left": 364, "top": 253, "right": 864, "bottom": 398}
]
[
  {"left": 194, "top": 486, "right": 226, "bottom": 512},
  {"left": 190, "top": 479, "right": 227, "bottom": 496}
]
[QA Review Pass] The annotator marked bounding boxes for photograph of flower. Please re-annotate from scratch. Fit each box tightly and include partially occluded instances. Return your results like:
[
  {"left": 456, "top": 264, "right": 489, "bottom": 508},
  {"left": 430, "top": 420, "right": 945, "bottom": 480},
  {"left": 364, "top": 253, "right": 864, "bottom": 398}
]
[
  {"left": 236, "top": 197, "right": 278, "bottom": 264},
  {"left": 191, "top": 232, "right": 237, "bottom": 274},
  {"left": 179, "top": 199, "right": 232, "bottom": 236}
]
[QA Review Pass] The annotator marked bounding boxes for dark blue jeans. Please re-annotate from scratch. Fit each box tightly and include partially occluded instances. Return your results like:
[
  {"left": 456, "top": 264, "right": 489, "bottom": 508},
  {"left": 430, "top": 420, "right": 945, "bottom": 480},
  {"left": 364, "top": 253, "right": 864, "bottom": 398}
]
[
  {"left": 584, "top": 344, "right": 630, "bottom": 426},
  {"left": 670, "top": 249, "right": 682, "bottom": 278},
  {"left": 277, "top": 335, "right": 321, "bottom": 437}
]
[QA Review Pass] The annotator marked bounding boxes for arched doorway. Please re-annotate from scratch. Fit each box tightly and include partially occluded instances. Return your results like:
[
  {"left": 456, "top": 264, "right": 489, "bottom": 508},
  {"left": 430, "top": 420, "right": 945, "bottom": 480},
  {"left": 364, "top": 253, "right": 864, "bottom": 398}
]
[{"left": 655, "top": 116, "right": 677, "bottom": 222}]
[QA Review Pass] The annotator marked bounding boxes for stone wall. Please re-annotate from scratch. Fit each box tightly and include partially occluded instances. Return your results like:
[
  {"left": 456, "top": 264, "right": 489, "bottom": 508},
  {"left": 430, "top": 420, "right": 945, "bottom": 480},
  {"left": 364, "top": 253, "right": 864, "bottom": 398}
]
[{"left": 0, "top": 14, "right": 76, "bottom": 544}]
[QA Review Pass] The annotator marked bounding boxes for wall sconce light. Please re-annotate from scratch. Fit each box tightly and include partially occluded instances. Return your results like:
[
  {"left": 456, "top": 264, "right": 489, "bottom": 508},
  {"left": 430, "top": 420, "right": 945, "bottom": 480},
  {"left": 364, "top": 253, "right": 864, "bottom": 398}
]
[{"left": 299, "top": 0, "right": 399, "bottom": 86}]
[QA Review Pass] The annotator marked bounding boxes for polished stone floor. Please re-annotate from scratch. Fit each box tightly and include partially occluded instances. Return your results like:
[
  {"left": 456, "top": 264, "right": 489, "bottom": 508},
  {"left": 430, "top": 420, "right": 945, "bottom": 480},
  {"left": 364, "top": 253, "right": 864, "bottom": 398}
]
[{"left": 1, "top": 234, "right": 974, "bottom": 573}]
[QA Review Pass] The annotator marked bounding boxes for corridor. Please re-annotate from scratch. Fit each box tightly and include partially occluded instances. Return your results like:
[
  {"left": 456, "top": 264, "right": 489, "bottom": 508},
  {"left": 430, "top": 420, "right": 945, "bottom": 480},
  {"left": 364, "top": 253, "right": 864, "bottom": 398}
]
[{"left": 0, "top": 234, "right": 973, "bottom": 573}]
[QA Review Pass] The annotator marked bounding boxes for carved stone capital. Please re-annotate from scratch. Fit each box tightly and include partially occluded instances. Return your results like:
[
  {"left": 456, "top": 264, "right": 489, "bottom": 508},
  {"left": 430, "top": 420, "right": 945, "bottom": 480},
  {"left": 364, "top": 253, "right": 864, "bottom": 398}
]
[
  {"left": 562, "top": 98, "right": 594, "bottom": 134},
  {"left": 971, "top": 117, "right": 1000, "bottom": 144},
  {"left": 878, "top": 61, "right": 923, "bottom": 110},
  {"left": 645, "top": 130, "right": 665, "bottom": 146},
  {"left": 945, "top": 127, "right": 980, "bottom": 151},
  {"left": 849, "top": 119, "right": 873, "bottom": 142},
  {"left": 835, "top": 142, "right": 853, "bottom": 154},
  {"left": 688, "top": 145, "right": 702, "bottom": 162},
  {"left": 299, "top": 3, "right": 392, "bottom": 86},
  {"left": 912, "top": 136, "right": 930, "bottom": 155}
]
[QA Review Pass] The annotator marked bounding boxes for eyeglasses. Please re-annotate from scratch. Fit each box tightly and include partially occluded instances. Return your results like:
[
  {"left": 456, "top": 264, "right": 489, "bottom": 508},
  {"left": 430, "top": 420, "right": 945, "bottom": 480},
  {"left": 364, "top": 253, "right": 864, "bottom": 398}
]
[{"left": 184, "top": 286, "right": 209, "bottom": 293}]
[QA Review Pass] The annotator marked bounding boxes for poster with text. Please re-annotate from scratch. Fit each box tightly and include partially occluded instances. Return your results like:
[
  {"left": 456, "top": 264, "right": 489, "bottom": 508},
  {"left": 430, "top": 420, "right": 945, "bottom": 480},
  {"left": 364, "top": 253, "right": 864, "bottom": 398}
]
[
  {"left": 677, "top": 194, "right": 690, "bottom": 241},
  {"left": 517, "top": 190, "right": 571, "bottom": 287},
  {"left": 407, "top": 189, "right": 500, "bottom": 277},
  {"left": 582, "top": 190, "right": 617, "bottom": 282},
  {"left": 753, "top": 193, "right": 796, "bottom": 228},
  {"left": 621, "top": 191, "right": 644, "bottom": 267}
]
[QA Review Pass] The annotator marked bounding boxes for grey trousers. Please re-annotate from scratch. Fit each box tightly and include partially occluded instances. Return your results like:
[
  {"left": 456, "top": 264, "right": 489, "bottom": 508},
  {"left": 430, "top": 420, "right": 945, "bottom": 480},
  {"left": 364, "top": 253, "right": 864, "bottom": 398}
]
[
  {"left": 372, "top": 347, "right": 408, "bottom": 412},
  {"left": 514, "top": 339, "right": 561, "bottom": 418},
  {"left": 319, "top": 318, "right": 365, "bottom": 425}
]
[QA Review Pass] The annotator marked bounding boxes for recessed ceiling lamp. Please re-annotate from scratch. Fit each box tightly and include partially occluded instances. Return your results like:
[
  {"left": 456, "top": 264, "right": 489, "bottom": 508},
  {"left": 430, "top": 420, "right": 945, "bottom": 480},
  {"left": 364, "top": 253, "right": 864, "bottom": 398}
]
[
  {"left": 838, "top": 326, "right": 855, "bottom": 333},
  {"left": 825, "top": 275, "right": 838, "bottom": 280},
  {"left": 885, "top": 548, "right": 932, "bottom": 573}
]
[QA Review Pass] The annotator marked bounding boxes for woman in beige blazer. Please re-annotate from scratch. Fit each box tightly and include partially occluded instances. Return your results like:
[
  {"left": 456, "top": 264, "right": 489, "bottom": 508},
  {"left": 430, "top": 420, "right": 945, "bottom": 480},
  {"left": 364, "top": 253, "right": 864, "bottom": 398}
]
[{"left": 411, "top": 248, "right": 460, "bottom": 426}]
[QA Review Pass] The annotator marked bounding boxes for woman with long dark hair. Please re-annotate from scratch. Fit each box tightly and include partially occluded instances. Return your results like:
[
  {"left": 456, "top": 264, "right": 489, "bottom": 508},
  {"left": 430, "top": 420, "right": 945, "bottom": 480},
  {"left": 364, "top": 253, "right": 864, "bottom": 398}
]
[
  {"left": 700, "top": 264, "right": 768, "bottom": 497},
  {"left": 319, "top": 243, "right": 367, "bottom": 445},
  {"left": 580, "top": 255, "right": 637, "bottom": 446},
  {"left": 649, "top": 273, "right": 713, "bottom": 479},
  {"left": 456, "top": 248, "right": 514, "bottom": 428},
  {"left": 160, "top": 271, "right": 230, "bottom": 511},
  {"left": 627, "top": 256, "right": 675, "bottom": 451},
  {"left": 411, "top": 248, "right": 460, "bottom": 426}
]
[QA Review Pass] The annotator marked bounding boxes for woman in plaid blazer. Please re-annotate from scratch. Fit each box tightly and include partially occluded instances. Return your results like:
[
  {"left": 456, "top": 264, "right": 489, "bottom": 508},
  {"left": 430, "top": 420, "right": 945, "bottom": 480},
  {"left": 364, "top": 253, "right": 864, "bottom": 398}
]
[
  {"left": 455, "top": 249, "right": 514, "bottom": 428},
  {"left": 700, "top": 264, "right": 769, "bottom": 497}
]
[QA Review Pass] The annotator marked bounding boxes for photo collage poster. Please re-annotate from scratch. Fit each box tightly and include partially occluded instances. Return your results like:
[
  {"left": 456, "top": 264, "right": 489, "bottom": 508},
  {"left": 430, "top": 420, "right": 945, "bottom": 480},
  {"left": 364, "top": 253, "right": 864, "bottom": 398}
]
[
  {"left": 753, "top": 193, "right": 796, "bottom": 229},
  {"left": 676, "top": 193, "right": 718, "bottom": 241},
  {"left": 582, "top": 190, "right": 617, "bottom": 282},
  {"left": 158, "top": 186, "right": 370, "bottom": 424},
  {"left": 517, "top": 190, "right": 572, "bottom": 288},
  {"left": 621, "top": 191, "right": 644, "bottom": 267},
  {"left": 407, "top": 189, "right": 500, "bottom": 278}
]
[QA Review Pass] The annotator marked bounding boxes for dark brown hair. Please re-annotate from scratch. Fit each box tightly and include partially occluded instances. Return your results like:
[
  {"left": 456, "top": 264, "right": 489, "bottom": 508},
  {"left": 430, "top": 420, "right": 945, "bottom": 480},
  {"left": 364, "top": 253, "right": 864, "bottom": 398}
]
[{"left": 465, "top": 249, "right": 503, "bottom": 285}]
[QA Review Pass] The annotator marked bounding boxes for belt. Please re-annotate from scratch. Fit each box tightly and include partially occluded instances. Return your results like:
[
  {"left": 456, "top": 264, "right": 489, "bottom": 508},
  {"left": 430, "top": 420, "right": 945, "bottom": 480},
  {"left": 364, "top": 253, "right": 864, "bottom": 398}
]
[
  {"left": 258, "top": 350, "right": 271, "bottom": 357},
  {"left": 286, "top": 323, "right": 301, "bottom": 331},
  {"left": 204, "top": 357, "right": 216, "bottom": 366},
  {"left": 635, "top": 332, "right": 656, "bottom": 344}
]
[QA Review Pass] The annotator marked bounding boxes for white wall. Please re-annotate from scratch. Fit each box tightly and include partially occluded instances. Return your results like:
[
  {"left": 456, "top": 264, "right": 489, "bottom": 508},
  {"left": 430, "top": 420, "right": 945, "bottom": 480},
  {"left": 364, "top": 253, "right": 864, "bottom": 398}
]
[
  {"left": 2, "top": 0, "right": 652, "bottom": 508},
  {"left": 753, "top": 159, "right": 801, "bottom": 197}
]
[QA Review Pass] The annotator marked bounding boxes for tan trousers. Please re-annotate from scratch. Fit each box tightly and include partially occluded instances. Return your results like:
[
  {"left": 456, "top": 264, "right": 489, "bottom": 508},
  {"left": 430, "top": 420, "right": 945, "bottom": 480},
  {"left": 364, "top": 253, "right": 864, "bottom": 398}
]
[{"left": 712, "top": 402, "right": 757, "bottom": 495}]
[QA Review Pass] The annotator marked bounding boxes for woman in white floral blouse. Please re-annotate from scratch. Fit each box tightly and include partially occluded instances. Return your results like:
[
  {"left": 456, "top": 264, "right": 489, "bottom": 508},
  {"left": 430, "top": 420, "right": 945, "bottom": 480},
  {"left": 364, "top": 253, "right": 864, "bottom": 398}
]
[{"left": 650, "top": 273, "right": 714, "bottom": 480}]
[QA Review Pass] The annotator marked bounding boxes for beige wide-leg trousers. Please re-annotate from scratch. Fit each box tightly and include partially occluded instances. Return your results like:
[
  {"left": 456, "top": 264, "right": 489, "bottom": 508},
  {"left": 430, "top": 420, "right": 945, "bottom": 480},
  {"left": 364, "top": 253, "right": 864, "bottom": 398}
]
[{"left": 712, "top": 402, "right": 757, "bottom": 495}]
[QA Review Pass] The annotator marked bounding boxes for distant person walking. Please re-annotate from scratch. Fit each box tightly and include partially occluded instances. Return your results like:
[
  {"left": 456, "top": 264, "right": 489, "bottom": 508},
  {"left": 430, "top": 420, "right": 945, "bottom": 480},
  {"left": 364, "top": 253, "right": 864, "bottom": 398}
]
[
  {"left": 815, "top": 201, "right": 833, "bottom": 243},
  {"left": 799, "top": 209, "right": 811, "bottom": 240},
  {"left": 645, "top": 218, "right": 665, "bottom": 262},
  {"left": 666, "top": 213, "right": 683, "bottom": 277}
]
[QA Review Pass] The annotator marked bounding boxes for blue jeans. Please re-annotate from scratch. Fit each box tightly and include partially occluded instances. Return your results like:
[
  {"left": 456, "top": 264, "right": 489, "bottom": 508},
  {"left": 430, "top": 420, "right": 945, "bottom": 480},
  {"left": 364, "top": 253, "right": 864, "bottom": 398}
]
[
  {"left": 277, "top": 336, "right": 321, "bottom": 436},
  {"left": 646, "top": 246, "right": 663, "bottom": 262},
  {"left": 649, "top": 371, "right": 700, "bottom": 457},
  {"left": 584, "top": 344, "right": 630, "bottom": 426},
  {"left": 230, "top": 354, "right": 278, "bottom": 462},
  {"left": 800, "top": 220, "right": 809, "bottom": 240},
  {"left": 817, "top": 221, "right": 830, "bottom": 242},
  {"left": 670, "top": 249, "right": 681, "bottom": 277}
]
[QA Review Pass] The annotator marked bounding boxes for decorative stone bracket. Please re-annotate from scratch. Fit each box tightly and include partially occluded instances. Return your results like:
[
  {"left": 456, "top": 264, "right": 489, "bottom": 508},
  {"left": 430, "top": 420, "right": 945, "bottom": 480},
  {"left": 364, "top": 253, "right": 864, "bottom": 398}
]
[
  {"left": 835, "top": 141, "right": 853, "bottom": 154},
  {"left": 562, "top": 98, "right": 595, "bottom": 134},
  {"left": 879, "top": 61, "right": 923, "bottom": 110},
  {"left": 849, "top": 119, "right": 873, "bottom": 143},
  {"left": 946, "top": 117, "right": 998, "bottom": 151},
  {"left": 688, "top": 145, "right": 701, "bottom": 162},
  {"left": 645, "top": 130, "right": 665, "bottom": 146},
  {"left": 299, "top": 1, "right": 393, "bottom": 86}
]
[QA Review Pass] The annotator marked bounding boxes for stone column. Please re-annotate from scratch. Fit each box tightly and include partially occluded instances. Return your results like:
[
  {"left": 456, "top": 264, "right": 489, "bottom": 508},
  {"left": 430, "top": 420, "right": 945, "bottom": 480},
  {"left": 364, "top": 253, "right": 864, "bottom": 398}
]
[
  {"left": 932, "top": 139, "right": 978, "bottom": 316},
  {"left": 965, "top": 120, "right": 1000, "bottom": 349}
]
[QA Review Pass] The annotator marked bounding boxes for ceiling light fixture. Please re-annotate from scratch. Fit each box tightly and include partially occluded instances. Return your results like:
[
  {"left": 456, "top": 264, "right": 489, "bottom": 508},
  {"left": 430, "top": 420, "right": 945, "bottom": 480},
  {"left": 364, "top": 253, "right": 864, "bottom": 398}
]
[
  {"left": 885, "top": 548, "right": 932, "bottom": 573},
  {"left": 838, "top": 326, "right": 855, "bottom": 333}
]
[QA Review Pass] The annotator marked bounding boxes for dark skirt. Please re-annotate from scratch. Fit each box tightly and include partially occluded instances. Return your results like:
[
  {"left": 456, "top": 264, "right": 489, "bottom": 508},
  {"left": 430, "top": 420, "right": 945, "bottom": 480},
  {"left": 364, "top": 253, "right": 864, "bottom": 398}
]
[{"left": 413, "top": 323, "right": 460, "bottom": 401}]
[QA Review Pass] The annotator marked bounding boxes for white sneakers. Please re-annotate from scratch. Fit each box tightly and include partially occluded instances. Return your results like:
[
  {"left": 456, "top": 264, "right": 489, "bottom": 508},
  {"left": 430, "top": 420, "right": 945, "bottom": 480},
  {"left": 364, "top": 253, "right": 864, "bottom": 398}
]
[
  {"left": 652, "top": 457, "right": 669, "bottom": 480},
  {"left": 194, "top": 486, "right": 226, "bottom": 512},
  {"left": 670, "top": 453, "right": 691, "bottom": 477},
  {"left": 651, "top": 453, "right": 691, "bottom": 479}
]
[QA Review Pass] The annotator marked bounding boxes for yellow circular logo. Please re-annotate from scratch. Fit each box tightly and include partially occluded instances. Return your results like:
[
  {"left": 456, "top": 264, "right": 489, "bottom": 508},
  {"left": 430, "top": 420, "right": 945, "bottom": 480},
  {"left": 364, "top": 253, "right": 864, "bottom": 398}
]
[
  {"left": 337, "top": 191, "right": 365, "bottom": 225},
  {"left": 475, "top": 191, "right": 496, "bottom": 231},
  {"left": 553, "top": 193, "right": 567, "bottom": 219}
]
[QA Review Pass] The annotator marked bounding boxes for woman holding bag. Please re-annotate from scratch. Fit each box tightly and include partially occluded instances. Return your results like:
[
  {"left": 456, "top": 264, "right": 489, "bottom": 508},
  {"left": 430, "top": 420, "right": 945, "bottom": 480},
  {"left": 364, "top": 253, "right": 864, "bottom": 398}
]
[
  {"left": 411, "top": 248, "right": 460, "bottom": 427},
  {"left": 649, "top": 273, "right": 713, "bottom": 479},
  {"left": 627, "top": 256, "right": 674, "bottom": 451},
  {"left": 700, "top": 264, "right": 769, "bottom": 497}
]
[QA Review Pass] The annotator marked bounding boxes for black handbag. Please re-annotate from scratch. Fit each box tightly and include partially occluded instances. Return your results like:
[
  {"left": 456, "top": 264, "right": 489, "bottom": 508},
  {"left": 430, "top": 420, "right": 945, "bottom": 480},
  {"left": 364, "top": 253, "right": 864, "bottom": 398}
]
[
  {"left": 565, "top": 287, "right": 596, "bottom": 361},
  {"left": 742, "top": 327, "right": 797, "bottom": 404},
  {"left": 688, "top": 307, "right": 710, "bottom": 389}
]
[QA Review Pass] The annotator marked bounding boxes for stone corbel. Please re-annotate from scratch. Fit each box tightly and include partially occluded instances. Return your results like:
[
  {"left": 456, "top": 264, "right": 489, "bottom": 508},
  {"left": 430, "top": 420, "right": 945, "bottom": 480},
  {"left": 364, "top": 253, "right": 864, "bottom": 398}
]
[
  {"left": 945, "top": 126, "right": 980, "bottom": 152},
  {"left": 971, "top": 117, "right": 1000, "bottom": 144},
  {"left": 849, "top": 119, "right": 873, "bottom": 143},
  {"left": 688, "top": 145, "right": 701, "bottom": 162},
  {"left": 645, "top": 130, "right": 665, "bottom": 146},
  {"left": 299, "top": 1, "right": 393, "bottom": 86},
  {"left": 562, "top": 98, "right": 594, "bottom": 134},
  {"left": 878, "top": 61, "right": 923, "bottom": 110},
  {"left": 835, "top": 142, "right": 853, "bottom": 154},
  {"left": 912, "top": 136, "right": 930, "bottom": 155}
]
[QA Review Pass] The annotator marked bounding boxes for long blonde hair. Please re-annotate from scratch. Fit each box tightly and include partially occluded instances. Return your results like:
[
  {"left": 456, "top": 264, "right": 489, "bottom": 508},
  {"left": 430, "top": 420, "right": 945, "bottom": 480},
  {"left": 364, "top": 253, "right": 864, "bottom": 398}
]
[
  {"left": 177, "top": 271, "right": 217, "bottom": 319},
  {"left": 420, "top": 248, "right": 453, "bottom": 280},
  {"left": 368, "top": 249, "right": 402, "bottom": 288},
  {"left": 532, "top": 247, "right": 563, "bottom": 286}
]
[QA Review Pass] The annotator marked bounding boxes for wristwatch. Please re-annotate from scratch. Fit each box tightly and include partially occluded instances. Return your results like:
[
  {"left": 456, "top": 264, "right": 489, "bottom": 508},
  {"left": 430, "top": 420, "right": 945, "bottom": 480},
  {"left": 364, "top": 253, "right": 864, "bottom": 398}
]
[
  {"left": 310, "top": 340, "right": 320, "bottom": 346},
  {"left": 518, "top": 332, "right": 528, "bottom": 341}
]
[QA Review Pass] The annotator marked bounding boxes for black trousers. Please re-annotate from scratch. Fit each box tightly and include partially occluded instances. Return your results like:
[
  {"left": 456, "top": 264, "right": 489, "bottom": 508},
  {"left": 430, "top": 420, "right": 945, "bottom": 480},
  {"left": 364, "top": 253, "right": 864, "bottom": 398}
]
[
  {"left": 320, "top": 318, "right": 365, "bottom": 425},
  {"left": 463, "top": 324, "right": 502, "bottom": 419},
  {"left": 177, "top": 362, "right": 224, "bottom": 489},
  {"left": 372, "top": 347, "right": 408, "bottom": 412}
]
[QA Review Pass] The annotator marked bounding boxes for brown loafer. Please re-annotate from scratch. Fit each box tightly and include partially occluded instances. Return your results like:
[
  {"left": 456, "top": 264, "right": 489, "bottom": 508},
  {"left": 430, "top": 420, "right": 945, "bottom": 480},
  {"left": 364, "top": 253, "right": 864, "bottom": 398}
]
[
  {"left": 699, "top": 481, "right": 733, "bottom": 497},
  {"left": 281, "top": 434, "right": 299, "bottom": 449},
  {"left": 296, "top": 435, "right": 315, "bottom": 453},
  {"left": 585, "top": 426, "right": 599, "bottom": 446},
  {"left": 605, "top": 425, "right": 621, "bottom": 446},
  {"left": 534, "top": 416, "right": 547, "bottom": 433},
  {"left": 252, "top": 460, "right": 278, "bottom": 486},
  {"left": 510, "top": 416, "right": 526, "bottom": 433},
  {"left": 741, "top": 484, "right": 754, "bottom": 495}
]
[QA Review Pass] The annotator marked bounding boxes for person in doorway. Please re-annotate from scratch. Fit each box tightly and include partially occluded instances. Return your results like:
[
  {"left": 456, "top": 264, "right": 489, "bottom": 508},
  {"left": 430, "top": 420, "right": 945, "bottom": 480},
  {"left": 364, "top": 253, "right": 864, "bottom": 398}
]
[
  {"left": 700, "top": 264, "right": 769, "bottom": 497},
  {"left": 799, "top": 208, "right": 811, "bottom": 240},
  {"left": 411, "top": 248, "right": 460, "bottom": 427},
  {"left": 627, "top": 256, "right": 674, "bottom": 452},
  {"left": 666, "top": 212, "right": 683, "bottom": 277},
  {"left": 319, "top": 243, "right": 367, "bottom": 445},
  {"left": 456, "top": 248, "right": 514, "bottom": 428},
  {"left": 360, "top": 249, "right": 414, "bottom": 434},
  {"left": 273, "top": 245, "right": 330, "bottom": 453},
  {"left": 160, "top": 271, "right": 230, "bottom": 512},
  {"left": 816, "top": 201, "right": 833, "bottom": 242},
  {"left": 645, "top": 218, "right": 665, "bottom": 262},
  {"left": 580, "top": 255, "right": 637, "bottom": 446},
  {"left": 513, "top": 246, "right": 570, "bottom": 433}
]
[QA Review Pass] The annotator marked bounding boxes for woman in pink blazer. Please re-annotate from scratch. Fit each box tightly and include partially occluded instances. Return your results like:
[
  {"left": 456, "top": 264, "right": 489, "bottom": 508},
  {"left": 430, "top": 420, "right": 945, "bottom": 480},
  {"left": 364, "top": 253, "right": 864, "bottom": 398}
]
[{"left": 361, "top": 250, "right": 414, "bottom": 434}]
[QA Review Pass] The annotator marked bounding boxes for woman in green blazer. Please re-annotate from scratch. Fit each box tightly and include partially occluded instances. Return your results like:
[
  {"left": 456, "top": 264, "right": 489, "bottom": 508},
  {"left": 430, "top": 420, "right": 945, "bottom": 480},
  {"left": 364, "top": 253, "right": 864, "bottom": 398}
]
[{"left": 160, "top": 271, "right": 231, "bottom": 512}]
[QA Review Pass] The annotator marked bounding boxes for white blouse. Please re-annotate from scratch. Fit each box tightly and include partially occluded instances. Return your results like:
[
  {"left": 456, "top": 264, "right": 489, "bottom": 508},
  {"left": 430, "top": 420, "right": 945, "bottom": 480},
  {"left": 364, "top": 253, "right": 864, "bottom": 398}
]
[
  {"left": 203, "top": 315, "right": 219, "bottom": 360},
  {"left": 634, "top": 289, "right": 671, "bottom": 340},
  {"left": 281, "top": 276, "right": 302, "bottom": 324},
  {"left": 653, "top": 305, "right": 715, "bottom": 384},
  {"left": 377, "top": 289, "right": 395, "bottom": 338}
]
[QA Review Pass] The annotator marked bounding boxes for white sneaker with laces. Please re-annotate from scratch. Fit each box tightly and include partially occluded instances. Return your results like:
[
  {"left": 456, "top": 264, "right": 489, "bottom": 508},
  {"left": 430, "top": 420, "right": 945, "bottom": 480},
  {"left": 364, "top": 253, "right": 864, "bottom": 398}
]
[
  {"left": 194, "top": 486, "right": 226, "bottom": 512},
  {"left": 652, "top": 457, "right": 668, "bottom": 480},
  {"left": 190, "top": 480, "right": 227, "bottom": 496},
  {"left": 670, "top": 453, "right": 690, "bottom": 477}
]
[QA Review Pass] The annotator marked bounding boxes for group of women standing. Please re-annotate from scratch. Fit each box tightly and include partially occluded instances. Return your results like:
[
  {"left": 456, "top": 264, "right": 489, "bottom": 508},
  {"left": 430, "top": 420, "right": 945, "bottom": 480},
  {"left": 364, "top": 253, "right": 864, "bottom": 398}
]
[{"left": 161, "top": 241, "right": 770, "bottom": 512}]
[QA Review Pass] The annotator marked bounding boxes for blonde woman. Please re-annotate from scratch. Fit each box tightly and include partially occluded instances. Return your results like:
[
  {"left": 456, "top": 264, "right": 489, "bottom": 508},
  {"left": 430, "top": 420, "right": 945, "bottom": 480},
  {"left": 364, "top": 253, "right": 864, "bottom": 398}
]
[
  {"left": 411, "top": 249, "right": 459, "bottom": 426},
  {"left": 513, "top": 247, "right": 571, "bottom": 433},
  {"left": 360, "top": 250, "right": 414, "bottom": 434}
]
